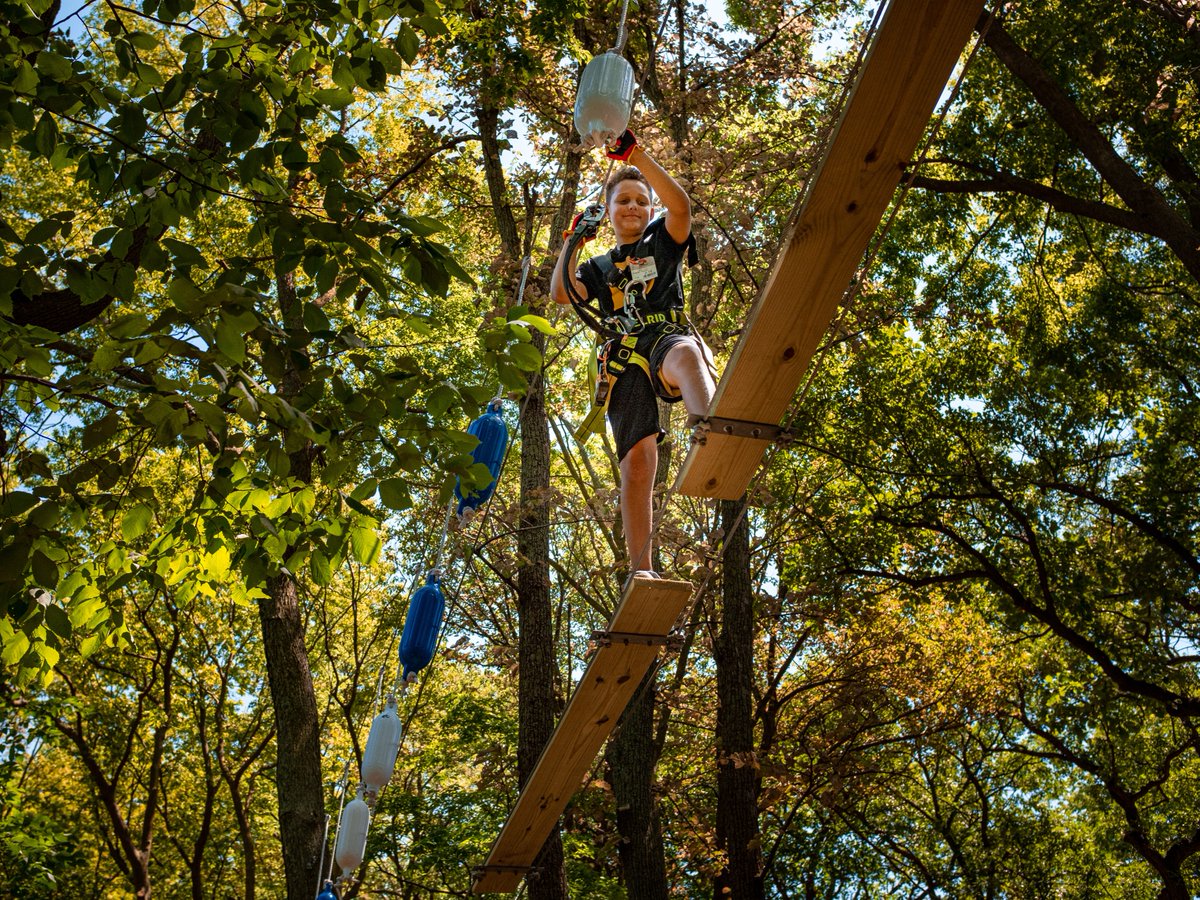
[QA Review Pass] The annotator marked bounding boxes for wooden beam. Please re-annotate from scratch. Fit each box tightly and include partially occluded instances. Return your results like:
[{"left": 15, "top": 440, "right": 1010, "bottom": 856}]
[
  {"left": 677, "top": 0, "right": 984, "bottom": 500},
  {"left": 472, "top": 576, "right": 694, "bottom": 894}
]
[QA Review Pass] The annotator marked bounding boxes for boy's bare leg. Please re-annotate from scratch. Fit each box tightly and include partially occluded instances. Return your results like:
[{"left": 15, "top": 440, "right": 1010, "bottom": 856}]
[
  {"left": 619, "top": 434, "right": 657, "bottom": 573},
  {"left": 661, "top": 342, "right": 716, "bottom": 417},
  {"left": 619, "top": 344, "right": 714, "bottom": 578}
]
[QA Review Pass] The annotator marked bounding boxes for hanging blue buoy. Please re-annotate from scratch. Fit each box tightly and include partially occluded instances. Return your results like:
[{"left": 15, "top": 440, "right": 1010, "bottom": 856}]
[
  {"left": 454, "top": 399, "right": 509, "bottom": 519},
  {"left": 398, "top": 570, "right": 446, "bottom": 683}
]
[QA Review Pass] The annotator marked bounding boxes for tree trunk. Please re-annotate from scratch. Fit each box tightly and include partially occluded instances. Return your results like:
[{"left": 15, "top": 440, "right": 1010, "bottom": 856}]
[
  {"left": 714, "top": 497, "right": 763, "bottom": 899},
  {"left": 604, "top": 396, "right": 674, "bottom": 897},
  {"left": 258, "top": 268, "right": 326, "bottom": 900},
  {"left": 606, "top": 669, "right": 669, "bottom": 899},
  {"left": 476, "top": 95, "right": 568, "bottom": 898},
  {"left": 516, "top": 337, "right": 568, "bottom": 899},
  {"left": 260, "top": 571, "right": 325, "bottom": 900}
]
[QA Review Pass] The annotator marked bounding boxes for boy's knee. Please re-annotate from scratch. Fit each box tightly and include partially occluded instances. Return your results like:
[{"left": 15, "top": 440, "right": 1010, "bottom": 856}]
[
  {"left": 665, "top": 341, "right": 703, "bottom": 368},
  {"left": 620, "top": 435, "right": 657, "bottom": 477}
]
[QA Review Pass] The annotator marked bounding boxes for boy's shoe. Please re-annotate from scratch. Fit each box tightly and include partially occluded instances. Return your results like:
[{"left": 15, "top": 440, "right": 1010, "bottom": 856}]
[{"left": 633, "top": 569, "right": 660, "bottom": 579}]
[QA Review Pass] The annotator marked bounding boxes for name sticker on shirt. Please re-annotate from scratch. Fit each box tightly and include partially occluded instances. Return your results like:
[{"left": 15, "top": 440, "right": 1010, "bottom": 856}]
[{"left": 626, "top": 256, "right": 658, "bottom": 285}]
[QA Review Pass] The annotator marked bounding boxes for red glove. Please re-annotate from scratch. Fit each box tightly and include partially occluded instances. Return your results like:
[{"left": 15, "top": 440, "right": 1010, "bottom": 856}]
[
  {"left": 562, "top": 207, "right": 602, "bottom": 244},
  {"left": 605, "top": 128, "right": 638, "bottom": 161}
]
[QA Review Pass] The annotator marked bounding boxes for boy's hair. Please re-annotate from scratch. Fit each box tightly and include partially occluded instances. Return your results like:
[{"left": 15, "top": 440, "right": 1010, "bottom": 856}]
[{"left": 605, "top": 166, "right": 651, "bottom": 204}]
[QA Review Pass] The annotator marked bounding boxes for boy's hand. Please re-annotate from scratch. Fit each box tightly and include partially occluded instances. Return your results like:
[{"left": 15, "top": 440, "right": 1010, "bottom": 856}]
[
  {"left": 605, "top": 129, "right": 638, "bottom": 161},
  {"left": 563, "top": 209, "right": 599, "bottom": 245}
]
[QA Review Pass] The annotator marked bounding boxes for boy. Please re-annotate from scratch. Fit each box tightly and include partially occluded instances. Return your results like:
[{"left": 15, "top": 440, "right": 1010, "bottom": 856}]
[{"left": 551, "top": 130, "right": 716, "bottom": 577}]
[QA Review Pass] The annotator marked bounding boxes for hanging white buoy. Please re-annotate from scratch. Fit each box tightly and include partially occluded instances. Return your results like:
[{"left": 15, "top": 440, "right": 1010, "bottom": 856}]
[
  {"left": 574, "top": 51, "right": 635, "bottom": 150},
  {"left": 334, "top": 786, "right": 370, "bottom": 875},
  {"left": 361, "top": 694, "right": 402, "bottom": 798}
]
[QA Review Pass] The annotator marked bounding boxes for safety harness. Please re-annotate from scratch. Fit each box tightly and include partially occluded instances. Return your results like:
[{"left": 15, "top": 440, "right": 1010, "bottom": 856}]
[{"left": 568, "top": 230, "right": 700, "bottom": 442}]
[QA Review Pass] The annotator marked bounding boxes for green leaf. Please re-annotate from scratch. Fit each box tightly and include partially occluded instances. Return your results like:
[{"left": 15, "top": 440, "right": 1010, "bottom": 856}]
[
  {"left": 310, "top": 550, "right": 332, "bottom": 585},
  {"left": 289, "top": 47, "right": 315, "bottom": 74},
  {"left": 215, "top": 315, "right": 247, "bottom": 364},
  {"left": 349, "top": 525, "right": 381, "bottom": 566},
  {"left": 379, "top": 478, "right": 412, "bottom": 510},
  {"left": 168, "top": 276, "right": 204, "bottom": 311},
  {"left": 1, "top": 630, "right": 30, "bottom": 666},
  {"left": 509, "top": 343, "right": 543, "bottom": 372},
  {"left": 178, "top": 31, "right": 204, "bottom": 53},
  {"left": 35, "top": 50, "right": 73, "bottom": 81},
  {"left": 69, "top": 595, "right": 104, "bottom": 629},
  {"left": 350, "top": 478, "right": 378, "bottom": 502},
  {"left": 24, "top": 217, "right": 60, "bottom": 244},
  {"left": 79, "top": 633, "right": 103, "bottom": 657},
  {"left": 127, "top": 31, "right": 159, "bottom": 50},
  {"left": 13, "top": 60, "right": 38, "bottom": 93},
  {"left": 513, "top": 314, "right": 558, "bottom": 336},
  {"left": 372, "top": 43, "right": 406, "bottom": 75},
  {"left": 314, "top": 87, "right": 354, "bottom": 109},
  {"left": 331, "top": 54, "right": 356, "bottom": 90},
  {"left": 427, "top": 383, "right": 458, "bottom": 418},
  {"left": 91, "top": 341, "right": 124, "bottom": 372},
  {"left": 395, "top": 25, "right": 419, "bottom": 64},
  {"left": 391, "top": 442, "right": 423, "bottom": 471},
  {"left": 121, "top": 504, "right": 154, "bottom": 541},
  {"left": 0, "top": 492, "right": 38, "bottom": 517},
  {"left": 82, "top": 413, "right": 121, "bottom": 450},
  {"left": 31, "top": 551, "right": 59, "bottom": 589},
  {"left": 44, "top": 604, "right": 71, "bottom": 640},
  {"left": 108, "top": 312, "right": 151, "bottom": 339}
]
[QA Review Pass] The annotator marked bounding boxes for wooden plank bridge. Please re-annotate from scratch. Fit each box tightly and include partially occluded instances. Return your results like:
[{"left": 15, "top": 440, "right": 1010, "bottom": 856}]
[{"left": 473, "top": 1, "right": 983, "bottom": 892}]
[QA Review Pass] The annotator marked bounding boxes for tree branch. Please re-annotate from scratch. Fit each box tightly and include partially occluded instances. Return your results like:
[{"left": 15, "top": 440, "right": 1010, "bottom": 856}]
[{"left": 979, "top": 10, "right": 1200, "bottom": 282}]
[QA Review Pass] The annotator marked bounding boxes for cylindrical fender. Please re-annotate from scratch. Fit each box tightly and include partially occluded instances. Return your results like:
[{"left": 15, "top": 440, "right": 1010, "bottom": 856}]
[
  {"left": 574, "top": 51, "right": 634, "bottom": 150},
  {"left": 398, "top": 571, "right": 446, "bottom": 682},
  {"left": 334, "top": 789, "right": 370, "bottom": 875},
  {"left": 455, "top": 401, "right": 509, "bottom": 517},
  {"left": 360, "top": 694, "right": 401, "bottom": 794}
]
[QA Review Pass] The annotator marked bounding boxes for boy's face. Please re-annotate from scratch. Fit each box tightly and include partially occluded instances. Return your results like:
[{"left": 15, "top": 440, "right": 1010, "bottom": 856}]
[{"left": 607, "top": 178, "right": 654, "bottom": 242}]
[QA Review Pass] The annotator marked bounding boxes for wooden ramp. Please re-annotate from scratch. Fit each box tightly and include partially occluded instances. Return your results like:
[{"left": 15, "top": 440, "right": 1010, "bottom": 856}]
[
  {"left": 677, "top": 0, "right": 983, "bottom": 500},
  {"left": 471, "top": 576, "right": 693, "bottom": 894}
]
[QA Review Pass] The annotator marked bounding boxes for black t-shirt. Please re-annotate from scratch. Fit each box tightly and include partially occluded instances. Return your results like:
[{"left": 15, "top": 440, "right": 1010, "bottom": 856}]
[{"left": 577, "top": 218, "right": 690, "bottom": 320}]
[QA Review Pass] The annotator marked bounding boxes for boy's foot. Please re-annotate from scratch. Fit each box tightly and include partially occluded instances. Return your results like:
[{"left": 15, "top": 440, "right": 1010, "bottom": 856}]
[{"left": 633, "top": 569, "right": 660, "bottom": 579}]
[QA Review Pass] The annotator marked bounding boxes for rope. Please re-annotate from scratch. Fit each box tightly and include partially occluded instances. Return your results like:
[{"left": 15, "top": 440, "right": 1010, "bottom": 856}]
[
  {"left": 313, "top": 813, "right": 331, "bottom": 899},
  {"left": 613, "top": 0, "right": 633, "bottom": 53},
  {"left": 324, "top": 760, "right": 352, "bottom": 884}
]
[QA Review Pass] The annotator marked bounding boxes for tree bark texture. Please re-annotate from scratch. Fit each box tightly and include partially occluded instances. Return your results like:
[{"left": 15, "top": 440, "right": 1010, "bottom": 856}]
[
  {"left": 260, "top": 572, "right": 325, "bottom": 900},
  {"left": 606, "top": 669, "right": 669, "bottom": 900},
  {"left": 714, "top": 498, "right": 763, "bottom": 899}
]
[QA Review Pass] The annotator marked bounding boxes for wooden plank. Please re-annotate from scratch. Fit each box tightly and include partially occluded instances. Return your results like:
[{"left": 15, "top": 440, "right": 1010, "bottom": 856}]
[
  {"left": 677, "top": 0, "right": 983, "bottom": 500},
  {"left": 472, "top": 576, "right": 694, "bottom": 894}
]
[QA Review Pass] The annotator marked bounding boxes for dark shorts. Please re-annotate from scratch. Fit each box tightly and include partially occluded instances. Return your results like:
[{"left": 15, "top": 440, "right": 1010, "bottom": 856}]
[{"left": 608, "top": 332, "right": 708, "bottom": 461}]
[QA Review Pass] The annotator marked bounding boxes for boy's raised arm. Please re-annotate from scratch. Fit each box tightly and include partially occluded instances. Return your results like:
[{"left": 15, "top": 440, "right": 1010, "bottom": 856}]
[{"left": 607, "top": 130, "right": 692, "bottom": 245}]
